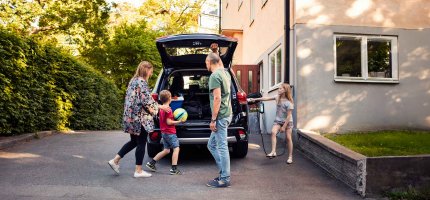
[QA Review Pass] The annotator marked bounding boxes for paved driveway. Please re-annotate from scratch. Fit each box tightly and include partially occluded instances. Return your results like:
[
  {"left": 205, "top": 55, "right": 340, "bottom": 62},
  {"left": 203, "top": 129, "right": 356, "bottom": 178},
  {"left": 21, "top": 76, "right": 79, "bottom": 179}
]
[{"left": 0, "top": 131, "right": 361, "bottom": 200}]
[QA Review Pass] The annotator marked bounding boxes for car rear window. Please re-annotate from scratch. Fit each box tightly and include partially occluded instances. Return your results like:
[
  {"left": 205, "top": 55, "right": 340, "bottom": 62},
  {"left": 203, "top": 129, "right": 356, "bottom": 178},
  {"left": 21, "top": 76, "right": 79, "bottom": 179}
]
[{"left": 165, "top": 47, "right": 229, "bottom": 57}]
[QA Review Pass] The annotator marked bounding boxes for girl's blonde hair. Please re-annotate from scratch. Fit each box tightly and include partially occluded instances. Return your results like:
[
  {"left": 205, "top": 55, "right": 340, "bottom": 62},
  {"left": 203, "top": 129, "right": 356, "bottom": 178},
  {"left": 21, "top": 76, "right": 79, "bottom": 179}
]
[
  {"left": 277, "top": 83, "right": 294, "bottom": 104},
  {"left": 133, "top": 61, "right": 153, "bottom": 79}
]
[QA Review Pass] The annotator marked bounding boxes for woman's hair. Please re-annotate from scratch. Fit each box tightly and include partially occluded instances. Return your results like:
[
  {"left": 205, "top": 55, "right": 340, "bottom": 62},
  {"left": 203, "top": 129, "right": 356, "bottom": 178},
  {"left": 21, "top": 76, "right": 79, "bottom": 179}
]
[
  {"left": 133, "top": 61, "right": 153, "bottom": 79},
  {"left": 277, "top": 83, "right": 294, "bottom": 104}
]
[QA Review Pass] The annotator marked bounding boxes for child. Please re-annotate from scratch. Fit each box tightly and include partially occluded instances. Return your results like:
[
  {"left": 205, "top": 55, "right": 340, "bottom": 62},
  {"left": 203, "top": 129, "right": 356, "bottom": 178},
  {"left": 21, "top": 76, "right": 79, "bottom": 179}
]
[
  {"left": 146, "top": 90, "right": 185, "bottom": 175},
  {"left": 248, "top": 83, "right": 294, "bottom": 164}
]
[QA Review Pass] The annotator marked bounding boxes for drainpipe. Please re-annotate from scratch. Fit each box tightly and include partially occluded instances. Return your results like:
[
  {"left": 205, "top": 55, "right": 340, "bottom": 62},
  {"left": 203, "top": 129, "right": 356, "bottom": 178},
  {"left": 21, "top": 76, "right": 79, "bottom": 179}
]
[
  {"left": 284, "top": 0, "right": 290, "bottom": 83},
  {"left": 219, "top": 0, "right": 222, "bottom": 34}
]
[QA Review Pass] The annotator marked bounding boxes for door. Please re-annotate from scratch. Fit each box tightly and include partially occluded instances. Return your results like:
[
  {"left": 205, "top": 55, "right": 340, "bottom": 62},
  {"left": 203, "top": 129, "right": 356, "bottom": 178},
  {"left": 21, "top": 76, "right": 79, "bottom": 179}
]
[
  {"left": 232, "top": 65, "right": 259, "bottom": 94},
  {"left": 156, "top": 34, "right": 238, "bottom": 69}
]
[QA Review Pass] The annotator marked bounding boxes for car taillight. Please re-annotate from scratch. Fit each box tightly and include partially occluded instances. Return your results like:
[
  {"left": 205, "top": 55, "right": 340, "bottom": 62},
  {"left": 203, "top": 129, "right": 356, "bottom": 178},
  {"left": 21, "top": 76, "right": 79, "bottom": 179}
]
[
  {"left": 151, "top": 93, "right": 158, "bottom": 101},
  {"left": 237, "top": 91, "right": 247, "bottom": 104},
  {"left": 238, "top": 129, "right": 246, "bottom": 139},
  {"left": 150, "top": 131, "right": 160, "bottom": 141}
]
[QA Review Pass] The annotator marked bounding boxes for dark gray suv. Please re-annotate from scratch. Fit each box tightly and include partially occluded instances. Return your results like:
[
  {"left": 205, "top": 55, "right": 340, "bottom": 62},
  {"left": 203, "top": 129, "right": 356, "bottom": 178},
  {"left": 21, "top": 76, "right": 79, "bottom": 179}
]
[{"left": 147, "top": 34, "right": 249, "bottom": 158}]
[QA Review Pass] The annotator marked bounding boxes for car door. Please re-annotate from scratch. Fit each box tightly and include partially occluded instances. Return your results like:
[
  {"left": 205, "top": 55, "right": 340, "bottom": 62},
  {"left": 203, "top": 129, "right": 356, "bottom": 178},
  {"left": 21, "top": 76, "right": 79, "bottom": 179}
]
[{"left": 156, "top": 34, "right": 238, "bottom": 69}]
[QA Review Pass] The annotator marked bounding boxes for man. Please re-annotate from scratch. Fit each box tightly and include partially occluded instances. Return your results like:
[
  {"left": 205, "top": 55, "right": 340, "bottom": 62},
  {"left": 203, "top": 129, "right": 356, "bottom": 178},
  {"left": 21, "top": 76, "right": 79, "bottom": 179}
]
[{"left": 205, "top": 52, "right": 233, "bottom": 188}]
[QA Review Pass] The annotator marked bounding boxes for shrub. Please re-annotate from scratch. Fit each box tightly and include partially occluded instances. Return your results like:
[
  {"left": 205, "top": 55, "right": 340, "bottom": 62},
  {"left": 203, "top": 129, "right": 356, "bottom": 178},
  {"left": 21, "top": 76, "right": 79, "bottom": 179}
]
[{"left": 0, "top": 29, "right": 122, "bottom": 135}]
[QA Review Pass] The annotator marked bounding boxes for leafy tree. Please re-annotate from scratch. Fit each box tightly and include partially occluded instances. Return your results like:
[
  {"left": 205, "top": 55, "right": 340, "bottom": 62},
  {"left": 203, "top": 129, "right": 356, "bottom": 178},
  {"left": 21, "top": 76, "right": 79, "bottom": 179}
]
[
  {"left": 138, "top": 0, "right": 205, "bottom": 35},
  {"left": 82, "top": 21, "right": 162, "bottom": 91},
  {"left": 0, "top": 0, "right": 111, "bottom": 54}
]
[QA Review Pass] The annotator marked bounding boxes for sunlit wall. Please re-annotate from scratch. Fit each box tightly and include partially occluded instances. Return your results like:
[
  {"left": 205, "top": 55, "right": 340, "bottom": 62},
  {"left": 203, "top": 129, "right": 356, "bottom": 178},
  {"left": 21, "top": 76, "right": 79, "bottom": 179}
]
[{"left": 294, "top": 0, "right": 430, "bottom": 132}]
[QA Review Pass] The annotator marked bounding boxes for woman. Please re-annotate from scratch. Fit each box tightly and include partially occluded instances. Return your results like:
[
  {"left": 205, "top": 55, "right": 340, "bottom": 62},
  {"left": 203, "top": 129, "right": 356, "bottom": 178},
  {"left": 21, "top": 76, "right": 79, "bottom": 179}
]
[{"left": 108, "top": 61, "right": 161, "bottom": 178}]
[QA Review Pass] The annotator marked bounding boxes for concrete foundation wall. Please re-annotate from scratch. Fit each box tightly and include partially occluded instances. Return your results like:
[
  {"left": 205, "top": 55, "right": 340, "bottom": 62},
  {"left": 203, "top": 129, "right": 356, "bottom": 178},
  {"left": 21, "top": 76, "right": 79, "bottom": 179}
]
[{"left": 366, "top": 155, "right": 430, "bottom": 196}]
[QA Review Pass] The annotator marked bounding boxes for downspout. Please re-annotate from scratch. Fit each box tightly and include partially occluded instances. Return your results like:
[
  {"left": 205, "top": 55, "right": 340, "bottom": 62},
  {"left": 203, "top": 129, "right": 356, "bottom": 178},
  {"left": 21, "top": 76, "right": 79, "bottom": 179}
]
[
  {"left": 219, "top": 0, "right": 222, "bottom": 34},
  {"left": 284, "top": 0, "right": 290, "bottom": 83},
  {"left": 285, "top": 0, "right": 298, "bottom": 139}
]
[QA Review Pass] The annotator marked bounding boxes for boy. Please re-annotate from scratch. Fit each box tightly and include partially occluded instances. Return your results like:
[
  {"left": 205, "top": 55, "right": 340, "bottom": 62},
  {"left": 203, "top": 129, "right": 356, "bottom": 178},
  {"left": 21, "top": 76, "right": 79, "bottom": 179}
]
[{"left": 146, "top": 90, "right": 184, "bottom": 175}]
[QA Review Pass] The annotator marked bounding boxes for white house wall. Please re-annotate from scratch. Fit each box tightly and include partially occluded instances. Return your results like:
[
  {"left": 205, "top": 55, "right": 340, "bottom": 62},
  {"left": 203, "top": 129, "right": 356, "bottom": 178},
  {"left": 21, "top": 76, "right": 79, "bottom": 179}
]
[
  {"left": 253, "top": 36, "right": 286, "bottom": 134},
  {"left": 295, "top": 24, "right": 430, "bottom": 133}
]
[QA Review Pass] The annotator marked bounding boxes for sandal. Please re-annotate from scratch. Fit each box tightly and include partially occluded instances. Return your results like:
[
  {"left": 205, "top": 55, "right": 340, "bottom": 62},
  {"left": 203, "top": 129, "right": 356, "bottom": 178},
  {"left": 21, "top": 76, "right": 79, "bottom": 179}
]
[{"left": 266, "top": 152, "right": 277, "bottom": 159}]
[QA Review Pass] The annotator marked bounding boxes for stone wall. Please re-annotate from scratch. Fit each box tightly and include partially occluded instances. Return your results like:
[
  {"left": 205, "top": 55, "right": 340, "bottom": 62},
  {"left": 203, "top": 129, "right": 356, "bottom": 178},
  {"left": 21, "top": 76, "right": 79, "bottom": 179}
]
[
  {"left": 296, "top": 129, "right": 366, "bottom": 196},
  {"left": 296, "top": 129, "right": 430, "bottom": 197}
]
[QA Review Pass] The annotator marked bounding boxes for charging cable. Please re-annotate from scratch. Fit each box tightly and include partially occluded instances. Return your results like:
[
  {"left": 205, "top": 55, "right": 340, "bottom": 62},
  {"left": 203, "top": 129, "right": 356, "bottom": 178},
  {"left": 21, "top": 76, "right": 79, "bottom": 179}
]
[{"left": 254, "top": 101, "right": 287, "bottom": 157}]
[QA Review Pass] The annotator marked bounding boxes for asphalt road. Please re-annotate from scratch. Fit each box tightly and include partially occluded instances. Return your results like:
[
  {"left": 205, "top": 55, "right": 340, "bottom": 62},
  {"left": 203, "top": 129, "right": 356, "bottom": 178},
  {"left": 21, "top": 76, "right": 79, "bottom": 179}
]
[{"left": 0, "top": 131, "right": 362, "bottom": 200}]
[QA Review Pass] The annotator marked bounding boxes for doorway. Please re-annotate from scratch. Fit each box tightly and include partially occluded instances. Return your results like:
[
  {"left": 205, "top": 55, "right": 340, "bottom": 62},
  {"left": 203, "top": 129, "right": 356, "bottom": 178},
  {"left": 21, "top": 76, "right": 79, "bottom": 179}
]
[{"left": 232, "top": 65, "right": 260, "bottom": 94}]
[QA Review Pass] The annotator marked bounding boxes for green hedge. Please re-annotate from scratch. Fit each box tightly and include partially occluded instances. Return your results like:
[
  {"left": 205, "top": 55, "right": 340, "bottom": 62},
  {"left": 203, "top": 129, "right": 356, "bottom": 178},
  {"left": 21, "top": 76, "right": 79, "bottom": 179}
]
[{"left": 0, "top": 29, "right": 122, "bottom": 136}]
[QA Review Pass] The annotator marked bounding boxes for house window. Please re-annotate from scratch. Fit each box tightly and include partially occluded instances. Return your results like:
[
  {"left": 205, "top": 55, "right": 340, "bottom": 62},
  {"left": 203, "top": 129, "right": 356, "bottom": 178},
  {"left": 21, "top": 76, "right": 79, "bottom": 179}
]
[
  {"left": 236, "top": 70, "right": 241, "bottom": 83},
  {"left": 238, "top": 0, "right": 243, "bottom": 10},
  {"left": 269, "top": 46, "right": 282, "bottom": 87},
  {"left": 334, "top": 34, "right": 398, "bottom": 83},
  {"left": 261, "top": 0, "right": 268, "bottom": 8},
  {"left": 250, "top": 0, "right": 255, "bottom": 25}
]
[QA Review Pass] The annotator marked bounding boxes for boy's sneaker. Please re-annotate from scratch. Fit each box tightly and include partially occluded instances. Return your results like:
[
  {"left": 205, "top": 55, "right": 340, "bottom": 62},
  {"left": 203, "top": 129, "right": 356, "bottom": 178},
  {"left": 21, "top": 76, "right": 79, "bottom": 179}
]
[
  {"left": 145, "top": 162, "right": 157, "bottom": 172},
  {"left": 206, "top": 179, "right": 231, "bottom": 188},
  {"left": 169, "top": 168, "right": 182, "bottom": 175},
  {"left": 134, "top": 170, "right": 152, "bottom": 178},
  {"left": 108, "top": 159, "right": 120, "bottom": 174}
]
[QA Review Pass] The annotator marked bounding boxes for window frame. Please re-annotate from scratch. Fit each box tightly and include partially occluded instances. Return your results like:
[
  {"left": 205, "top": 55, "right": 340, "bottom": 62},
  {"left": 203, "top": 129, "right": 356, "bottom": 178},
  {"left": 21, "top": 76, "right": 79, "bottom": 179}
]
[
  {"left": 269, "top": 45, "right": 283, "bottom": 89},
  {"left": 333, "top": 34, "right": 399, "bottom": 83},
  {"left": 250, "top": 0, "right": 255, "bottom": 26}
]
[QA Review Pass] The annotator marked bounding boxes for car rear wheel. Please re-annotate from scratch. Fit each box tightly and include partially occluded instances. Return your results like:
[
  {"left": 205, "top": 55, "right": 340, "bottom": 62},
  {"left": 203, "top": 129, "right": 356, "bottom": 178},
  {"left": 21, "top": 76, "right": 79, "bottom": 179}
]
[
  {"left": 232, "top": 140, "right": 248, "bottom": 158},
  {"left": 147, "top": 142, "right": 162, "bottom": 158}
]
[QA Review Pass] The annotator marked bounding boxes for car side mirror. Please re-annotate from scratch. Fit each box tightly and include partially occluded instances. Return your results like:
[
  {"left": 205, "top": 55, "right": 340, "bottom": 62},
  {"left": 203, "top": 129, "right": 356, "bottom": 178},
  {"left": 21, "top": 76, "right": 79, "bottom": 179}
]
[{"left": 259, "top": 102, "right": 264, "bottom": 113}]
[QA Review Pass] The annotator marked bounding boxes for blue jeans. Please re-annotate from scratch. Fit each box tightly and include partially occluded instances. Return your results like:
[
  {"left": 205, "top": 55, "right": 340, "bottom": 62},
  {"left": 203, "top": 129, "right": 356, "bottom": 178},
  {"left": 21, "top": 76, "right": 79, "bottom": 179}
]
[{"left": 207, "top": 116, "right": 232, "bottom": 182}]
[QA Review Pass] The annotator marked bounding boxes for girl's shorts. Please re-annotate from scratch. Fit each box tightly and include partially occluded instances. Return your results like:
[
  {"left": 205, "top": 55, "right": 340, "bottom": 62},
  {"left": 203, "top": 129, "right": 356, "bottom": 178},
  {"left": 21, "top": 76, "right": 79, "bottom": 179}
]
[{"left": 273, "top": 121, "right": 293, "bottom": 129}]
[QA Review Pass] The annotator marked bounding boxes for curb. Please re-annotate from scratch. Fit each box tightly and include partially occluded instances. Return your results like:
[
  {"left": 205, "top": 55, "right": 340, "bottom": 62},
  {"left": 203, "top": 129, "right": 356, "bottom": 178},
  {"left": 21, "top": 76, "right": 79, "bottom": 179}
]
[{"left": 0, "top": 131, "right": 57, "bottom": 150}]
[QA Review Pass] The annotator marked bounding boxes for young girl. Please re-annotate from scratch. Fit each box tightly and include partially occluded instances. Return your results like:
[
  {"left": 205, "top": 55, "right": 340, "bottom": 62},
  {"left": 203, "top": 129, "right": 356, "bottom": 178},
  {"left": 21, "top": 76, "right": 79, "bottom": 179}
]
[{"left": 248, "top": 83, "right": 294, "bottom": 164}]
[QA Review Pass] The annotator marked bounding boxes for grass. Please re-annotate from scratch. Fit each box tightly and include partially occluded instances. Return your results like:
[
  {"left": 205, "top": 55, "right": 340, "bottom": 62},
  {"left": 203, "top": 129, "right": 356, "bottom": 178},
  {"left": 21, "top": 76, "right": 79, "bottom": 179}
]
[
  {"left": 325, "top": 130, "right": 430, "bottom": 157},
  {"left": 385, "top": 186, "right": 430, "bottom": 200}
]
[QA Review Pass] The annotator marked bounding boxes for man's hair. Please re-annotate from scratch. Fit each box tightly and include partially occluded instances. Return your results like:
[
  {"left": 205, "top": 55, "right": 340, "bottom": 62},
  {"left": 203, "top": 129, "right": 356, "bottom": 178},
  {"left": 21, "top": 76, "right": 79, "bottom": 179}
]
[
  {"left": 159, "top": 90, "right": 171, "bottom": 104},
  {"left": 206, "top": 52, "right": 221, "bottom": 65}
]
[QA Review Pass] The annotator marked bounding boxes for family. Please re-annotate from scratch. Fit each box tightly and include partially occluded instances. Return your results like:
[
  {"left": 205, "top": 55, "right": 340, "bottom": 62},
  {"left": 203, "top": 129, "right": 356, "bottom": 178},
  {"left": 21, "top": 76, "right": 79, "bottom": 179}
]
[{"left": 107, "top": 45, "right": 294, "bottom": 188}]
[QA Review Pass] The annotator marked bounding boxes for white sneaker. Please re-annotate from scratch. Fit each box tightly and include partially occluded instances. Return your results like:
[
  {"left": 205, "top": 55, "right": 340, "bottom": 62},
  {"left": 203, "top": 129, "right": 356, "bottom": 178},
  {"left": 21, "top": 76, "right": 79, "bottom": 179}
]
[
  {"left": 134, "top": 170, "right": 152, "bottom": 178},
  {"left": 287, "top": 157, "right": 293, "bottom": 164},
  {"left": 108, "top": 159, "right": 120, "bottom": 174}
]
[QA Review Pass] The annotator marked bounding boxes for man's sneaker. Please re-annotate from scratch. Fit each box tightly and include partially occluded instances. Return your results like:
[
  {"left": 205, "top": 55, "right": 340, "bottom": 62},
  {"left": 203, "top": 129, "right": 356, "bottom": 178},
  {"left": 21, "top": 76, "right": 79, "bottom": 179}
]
[
  {"left": 145, "top": 162, "right": 157, "bottom": 172},
  {"left": 134, "top": 170, "right": 152, "bottom": 178},
  {"left": 206, "top": 179, "right": 231, "bottom": 188},
  {"left": 169, "top": 168, "right": 182, "bottom": 175},
  {"left": 108, "top": 159, "right": 119, "bottom": 174}
]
